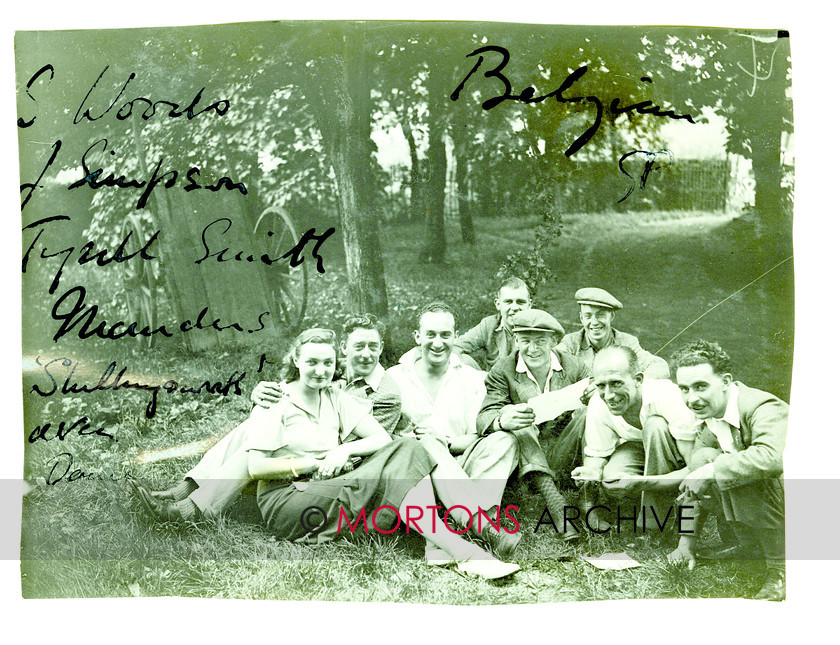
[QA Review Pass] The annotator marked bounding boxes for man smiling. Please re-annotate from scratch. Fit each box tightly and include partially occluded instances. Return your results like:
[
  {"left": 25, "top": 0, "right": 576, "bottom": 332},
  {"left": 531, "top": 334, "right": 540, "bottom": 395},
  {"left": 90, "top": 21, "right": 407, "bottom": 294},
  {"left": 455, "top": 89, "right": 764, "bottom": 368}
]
[
  {"left": 253, "top": 314, "right": 408, "bottom": 436},
  {"left": 477, "top": 309, "right": 589, "bottom": 539},
  {"left": 571, "top": 345, "right": 696, "bottom": 529},
  {"left": 387, "top": 302, "right": 520, "bottom": 560},
  {"left": 133, "top": 315, "right": 403, "bottom": 524},
  {"left": 667, "top": 340, "right": 786, "bottom": 601},
  {"left": 558, "top": 287, "right": 669, "bottom": 379},
  {"left": 455, "top": 276, "right": 531, "bottom": 370}
]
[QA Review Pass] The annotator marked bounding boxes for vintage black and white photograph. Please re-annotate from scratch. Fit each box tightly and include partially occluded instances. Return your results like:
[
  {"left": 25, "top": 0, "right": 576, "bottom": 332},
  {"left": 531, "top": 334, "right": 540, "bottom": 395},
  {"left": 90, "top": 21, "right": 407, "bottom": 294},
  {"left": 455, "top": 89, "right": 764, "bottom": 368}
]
[{"left": 15, "top": 17, "right": 795, "bottom": 605}]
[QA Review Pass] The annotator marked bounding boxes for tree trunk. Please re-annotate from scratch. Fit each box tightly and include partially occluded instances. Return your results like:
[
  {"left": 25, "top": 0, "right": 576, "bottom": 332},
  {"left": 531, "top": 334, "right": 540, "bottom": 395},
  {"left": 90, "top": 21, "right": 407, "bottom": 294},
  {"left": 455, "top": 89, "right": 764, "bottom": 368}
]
[
  {"left": 750, "top": 124, "right": 788, "bottom": 242},
  {"left": 311, "top": 33, "right": 388, "bottom": 318},
  {"left": 421, "top": 65, "right": 448, "bottom": 264},
  {"left": 452, "top": 138, "right": 476, "bottom": 244},
  {"left": 745, "top": 41, "right": 791, "bottom": 246},
  {"left": 399, "top": 118, "right": 425, "bottom": 224}
]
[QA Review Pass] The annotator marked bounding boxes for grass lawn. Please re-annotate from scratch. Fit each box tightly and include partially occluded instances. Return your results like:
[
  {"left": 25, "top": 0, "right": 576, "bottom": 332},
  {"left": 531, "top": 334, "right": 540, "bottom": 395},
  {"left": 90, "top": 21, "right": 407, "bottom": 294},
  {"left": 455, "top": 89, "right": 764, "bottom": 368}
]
[{"left": 20, "top": 209, "right": 792, "bottom": 601}]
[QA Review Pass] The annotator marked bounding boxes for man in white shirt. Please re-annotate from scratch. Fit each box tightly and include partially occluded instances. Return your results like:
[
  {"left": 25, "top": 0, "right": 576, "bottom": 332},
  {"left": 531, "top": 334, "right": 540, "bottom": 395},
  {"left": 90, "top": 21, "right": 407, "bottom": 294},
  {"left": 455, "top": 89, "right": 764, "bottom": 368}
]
[
  {"left": 387, "top": 302, "right": 520, "bottom": 559},
  {"left": 571, "top": 345, "right": 696, "bottom": 531}
]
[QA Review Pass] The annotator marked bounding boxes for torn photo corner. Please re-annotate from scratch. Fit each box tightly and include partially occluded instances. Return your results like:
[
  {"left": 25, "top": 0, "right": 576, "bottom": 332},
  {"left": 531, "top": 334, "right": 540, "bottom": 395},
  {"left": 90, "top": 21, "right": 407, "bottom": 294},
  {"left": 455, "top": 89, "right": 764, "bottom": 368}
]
[{"left": 16, "top": 20, "right": 793, "bottom": 602}]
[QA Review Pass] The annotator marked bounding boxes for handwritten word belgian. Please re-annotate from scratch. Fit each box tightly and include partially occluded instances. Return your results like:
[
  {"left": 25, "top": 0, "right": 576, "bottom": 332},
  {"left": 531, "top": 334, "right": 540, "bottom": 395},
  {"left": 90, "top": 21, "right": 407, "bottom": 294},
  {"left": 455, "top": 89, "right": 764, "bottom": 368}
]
[
  {"left": 450, "top": 45, "right": 695, "bottom": 157},
  {"left": 31, "top": 356, "right": 247, "bottom": 419},
  {"left": 49, "top": 286, "right": 271, "bottom": 343}
]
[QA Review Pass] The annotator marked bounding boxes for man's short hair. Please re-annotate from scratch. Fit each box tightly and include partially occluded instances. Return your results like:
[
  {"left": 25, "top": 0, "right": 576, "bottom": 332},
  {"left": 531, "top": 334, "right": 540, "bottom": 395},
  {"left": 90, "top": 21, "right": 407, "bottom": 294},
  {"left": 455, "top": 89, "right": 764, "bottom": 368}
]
[
  {"left": 593, "top": 345, "right": 640, "bottom": 375},
  {"left": 417, "top": 302, "right": 457, "bottom": 330},
  {"left": 342, "top": 313, "right": 386, "bottom": 341},
  {"left": 671, "top": 340, "right": 733, "bottom": 376},
  {"left": 497, "top": 276, "right": 530, "bottom": 297}
]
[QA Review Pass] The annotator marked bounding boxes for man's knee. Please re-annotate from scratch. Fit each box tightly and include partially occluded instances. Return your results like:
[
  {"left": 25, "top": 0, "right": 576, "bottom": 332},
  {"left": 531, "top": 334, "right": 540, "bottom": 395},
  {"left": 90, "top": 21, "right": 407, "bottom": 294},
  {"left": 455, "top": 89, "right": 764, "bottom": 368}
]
[
  {"left": 602, "top": 457, "right": 624, "bottom": 484},
  {"left": 689, "top": 447, "right": 722, "bottom": 470},
  {"left": 481, "top": 431, "right": 519, "bottom": 458}
]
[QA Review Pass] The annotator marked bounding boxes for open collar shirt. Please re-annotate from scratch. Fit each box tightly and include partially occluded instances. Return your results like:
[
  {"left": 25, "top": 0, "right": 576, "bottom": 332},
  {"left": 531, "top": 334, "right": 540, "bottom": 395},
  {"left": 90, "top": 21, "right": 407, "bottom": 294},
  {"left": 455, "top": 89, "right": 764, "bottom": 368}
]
[
  {"left": 696, "top": 383, "right": 742, "bottom": 454},
  {"left": 584, "top": 378, "right": 697, "bottom": 458},
  {"left": 453, "top": 314, "right": 515, "bottom": 370},
  {"left": 515, "top": 350, "right": 564, "bottom": 394},
  {"left": 386, "top": 348, "right": 486, "bottom": 441},
  {"left": 244, "top": 382, "right": 371, "bottom": 459},
  {"left": 558, "top": 327, "right": 669, "bottom": 378}
]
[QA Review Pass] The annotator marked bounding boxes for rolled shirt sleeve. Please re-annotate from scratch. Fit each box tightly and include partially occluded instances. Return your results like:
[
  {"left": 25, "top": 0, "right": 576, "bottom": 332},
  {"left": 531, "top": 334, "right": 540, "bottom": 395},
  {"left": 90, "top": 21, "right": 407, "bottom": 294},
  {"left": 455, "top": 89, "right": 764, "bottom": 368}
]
[
  {"left": 651, "top": 380, "right": 698, "bottom": 442},
  {"left": 583, "top": 395, "right": 622, "bottom": 458}
]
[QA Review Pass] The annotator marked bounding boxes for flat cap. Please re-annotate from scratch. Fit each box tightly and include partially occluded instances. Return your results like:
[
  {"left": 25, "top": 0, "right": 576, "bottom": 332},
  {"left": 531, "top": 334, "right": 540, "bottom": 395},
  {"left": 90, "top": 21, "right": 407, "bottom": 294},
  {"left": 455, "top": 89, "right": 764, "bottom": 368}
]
[
  {"left": 575, "top": 287, "right": 623, "bottom": 310},
  {"left": 510, "top": 309, "right": 565, "bottom": 335}
]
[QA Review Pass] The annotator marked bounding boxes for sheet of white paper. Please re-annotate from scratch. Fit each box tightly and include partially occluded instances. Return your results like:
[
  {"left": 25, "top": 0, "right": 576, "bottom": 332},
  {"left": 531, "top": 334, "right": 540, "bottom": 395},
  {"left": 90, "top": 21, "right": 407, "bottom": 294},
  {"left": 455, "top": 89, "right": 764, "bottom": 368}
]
[
  {"left": 527, "top": 378, "right": 590, "bottom": 424},
  {"left": 582, "top": 553, "right": 642, "bottom": 571}
]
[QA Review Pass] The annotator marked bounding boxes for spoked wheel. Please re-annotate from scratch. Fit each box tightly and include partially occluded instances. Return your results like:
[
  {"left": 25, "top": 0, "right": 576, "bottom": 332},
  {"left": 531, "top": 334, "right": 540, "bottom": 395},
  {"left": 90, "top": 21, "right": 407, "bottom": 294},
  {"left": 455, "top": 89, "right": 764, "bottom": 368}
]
[
  {"left": 253, "top": 206, "right": 309, "bottom": 333},
  {"left": 120, "top": 212, "right": 161, "bottom": 347}
]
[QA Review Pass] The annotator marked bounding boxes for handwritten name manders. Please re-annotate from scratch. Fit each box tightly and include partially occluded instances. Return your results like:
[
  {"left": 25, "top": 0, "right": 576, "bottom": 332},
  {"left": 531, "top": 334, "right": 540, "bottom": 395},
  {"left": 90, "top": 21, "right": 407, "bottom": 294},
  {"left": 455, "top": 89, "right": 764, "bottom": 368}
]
[
  {"left": 30, "top": 356, "right": 246, "bottom": 419},
  {"left": 451, "top": 45, "right": 695, "bottom": 157}
]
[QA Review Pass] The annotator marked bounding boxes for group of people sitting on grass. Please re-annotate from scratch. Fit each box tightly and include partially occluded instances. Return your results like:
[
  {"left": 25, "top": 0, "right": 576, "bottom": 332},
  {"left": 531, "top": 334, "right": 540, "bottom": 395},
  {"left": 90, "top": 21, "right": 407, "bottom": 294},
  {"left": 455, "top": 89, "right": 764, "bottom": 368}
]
[{"left": 129, "top": 278, "right": 786, "bottom": 599}]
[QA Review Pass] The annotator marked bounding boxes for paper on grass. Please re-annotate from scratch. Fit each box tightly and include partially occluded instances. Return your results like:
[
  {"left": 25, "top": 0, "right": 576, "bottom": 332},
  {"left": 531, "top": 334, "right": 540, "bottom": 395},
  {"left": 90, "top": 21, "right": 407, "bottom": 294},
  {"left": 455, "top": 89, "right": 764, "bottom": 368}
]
[
  {"left": 582, "top": 553, "right": 643, "bottom": 571},
  {"left": 527, "top": 378, "right": 590, "bottom": 424}
]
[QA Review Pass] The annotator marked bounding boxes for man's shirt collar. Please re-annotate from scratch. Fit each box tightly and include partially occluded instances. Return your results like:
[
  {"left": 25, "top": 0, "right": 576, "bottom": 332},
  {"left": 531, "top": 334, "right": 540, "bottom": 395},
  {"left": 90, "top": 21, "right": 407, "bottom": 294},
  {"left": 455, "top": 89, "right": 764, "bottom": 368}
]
[
  {"left": 347, "top": 363, "right": 386, "bottom": 392},
  {"left": 693, "top": 382, "right": 741, "bottom": 429},
  {"left": 515, "top": 351, "right": 562, "bottom": 393},
  {"left": 579, "top": 328, "right": 616, "bottom": 351},
  {"left": 718, "top": 382, "right": 741, "bottom": 428}
]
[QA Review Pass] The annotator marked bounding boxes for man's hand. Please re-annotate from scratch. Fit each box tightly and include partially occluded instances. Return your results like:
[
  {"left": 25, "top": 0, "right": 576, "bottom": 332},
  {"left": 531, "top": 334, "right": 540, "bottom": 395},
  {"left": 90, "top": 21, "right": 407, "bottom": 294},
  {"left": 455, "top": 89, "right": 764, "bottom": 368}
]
[
  {"left": 580, "top": 383, "right": 598, "bottom": 406},
  {"left": 602, "top": 475, "right": 649, "bottom": 494},
  {"left": 679, "top": 462, "right": 716, "bottom": 498},
  {"left": 251, "top": 381, "right": 283, "bottom": 408},
  {"left": 413, "top": 425, "right": 449, "bottom": 447},
  {"left": 667, "top": 537, "right": 697, "bottom": 570},
  {"left": 499, "top": 403, "right": 536, "bottom": 431},
  {"left": 571, "top": 463, "right": 603, "bottom": 487}
]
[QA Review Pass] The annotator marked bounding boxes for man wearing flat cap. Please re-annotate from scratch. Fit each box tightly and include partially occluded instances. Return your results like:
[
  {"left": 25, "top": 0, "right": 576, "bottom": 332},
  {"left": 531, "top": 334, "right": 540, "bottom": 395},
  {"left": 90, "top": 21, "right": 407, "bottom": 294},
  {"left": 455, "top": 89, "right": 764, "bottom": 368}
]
[
  {"left": 477, "top": 309, "right": 590, "bottom": 539},
  {"left": 558, "top": 287, "right": 670, "bottom": 380}
]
